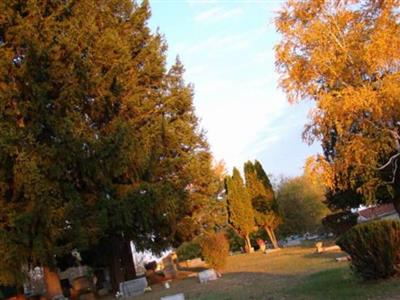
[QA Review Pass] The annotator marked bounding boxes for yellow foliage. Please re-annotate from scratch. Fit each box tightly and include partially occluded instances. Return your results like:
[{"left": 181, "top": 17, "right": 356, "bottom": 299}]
[{"left": 276, "top": 0, "right": 400, "bottom": 200}]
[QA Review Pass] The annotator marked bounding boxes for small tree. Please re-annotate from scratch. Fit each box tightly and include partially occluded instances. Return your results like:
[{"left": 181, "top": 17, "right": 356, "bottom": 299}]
[
  {"left": 277, "top": 176, "right": 329, "bottom": 236},
  {"left": 244, "top": 161, "right": 280, "bottom": 248},
  {"left": 225, "top": 168, "right": 254, "bottom": 252},
  {"left": 200, "top": 233, "right": 229, "bottom": 272}
]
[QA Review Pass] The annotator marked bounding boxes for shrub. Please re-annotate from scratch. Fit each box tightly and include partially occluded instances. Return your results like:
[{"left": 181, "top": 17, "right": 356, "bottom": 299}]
[
  {"left": 337, "top": 220, "right": 400, "bottom": 280},
  {"left": 144, "top": 261, "right": 157, "bottom": 271},
  {"left": 226, "top": 228, "right": 244, "bottom": 252},
  {"left": 200, "top": 232, "right": 230, "bottom": 271},
  {"left": 322, "top": 211, "right": 358, "bottom": 235},
  {"left": 176, "top": 241, "right": 202, "bottom": 261}
]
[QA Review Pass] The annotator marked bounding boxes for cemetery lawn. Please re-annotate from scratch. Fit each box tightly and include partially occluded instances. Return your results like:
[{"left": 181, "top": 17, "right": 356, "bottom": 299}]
[{"left": 132, "top": 246, "right": 400, "bottom": 300}]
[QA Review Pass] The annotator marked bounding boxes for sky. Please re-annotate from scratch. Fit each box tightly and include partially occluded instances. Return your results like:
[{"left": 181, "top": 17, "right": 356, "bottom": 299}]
[{"left": 148, "top": 0, "right": 321, "bottom": 177}]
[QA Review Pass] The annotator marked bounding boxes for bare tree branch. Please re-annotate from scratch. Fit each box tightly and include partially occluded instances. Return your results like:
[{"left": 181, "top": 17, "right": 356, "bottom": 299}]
[{"left": 378, "top": 153, "right": 400, "bottom": 171}]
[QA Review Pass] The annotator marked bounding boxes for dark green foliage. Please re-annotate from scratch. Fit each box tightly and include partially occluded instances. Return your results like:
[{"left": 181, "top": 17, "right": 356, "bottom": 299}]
[
  {"left": 0, "top": 0, "right": 141, "bottom": 283},
  {"left": 200, "top": 233, "right": 230, "bottom": 271},
  {"left": 176, "top": 241, "right": 202, "bottom": 261},
  {"left": 226, "top": 227, "right": 244, "bottom": 252},
  {"left": 325, "top": 189, "right": 364, "bottom": 211},
  {"left": 0, "top": 0, "right": 221, "bottom": 284},
  {"left": 244, "top": 160, "right": 275, "bottom": 212},
  {"left": 337, "top": 220, "right": 400, "bottom": 280},
  {"left": 244, "top": 160, "right": 280, "bottom": 247},
  {"left": 322, "top": 211, "right": 358, "bottom": 235},
  {"left": 277, "top": 176, "right": 329, "bottom": 236},
  {"left": 225, "top": 168, "right": 254, "bottom": 249}
]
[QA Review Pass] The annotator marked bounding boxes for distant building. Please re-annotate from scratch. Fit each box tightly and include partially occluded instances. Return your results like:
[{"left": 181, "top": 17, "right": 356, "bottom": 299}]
[{"left": 357, "top": 203, "right": 399, "bottom": 223}]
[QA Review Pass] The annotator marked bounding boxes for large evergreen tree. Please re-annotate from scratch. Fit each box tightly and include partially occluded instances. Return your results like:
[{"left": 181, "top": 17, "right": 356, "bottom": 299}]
[
  {"left": 244, "top": 161, "right": 280, "bottom": 248},
  {"left": 225, "top": 168, "right": 254, "bottom": 252},
  {"left": 0, "top": 0, "right": 222, "bottom": 294},
  {"left": 0, "top": 0, "right": 140, "bottom": 292}
]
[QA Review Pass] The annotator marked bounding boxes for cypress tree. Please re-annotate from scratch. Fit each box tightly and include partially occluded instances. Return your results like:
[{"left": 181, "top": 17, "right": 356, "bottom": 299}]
[
  {"left": 225, "top": 168, "right": 254, "bottom": 252},
  {"left": 244, "top": 161, "right": 280, "bottom": 248}
]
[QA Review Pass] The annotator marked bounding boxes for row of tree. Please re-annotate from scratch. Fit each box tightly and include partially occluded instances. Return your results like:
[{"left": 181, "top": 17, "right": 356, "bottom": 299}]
[{"left": 225, "top": 161, "right": 280, "bottom": 251}]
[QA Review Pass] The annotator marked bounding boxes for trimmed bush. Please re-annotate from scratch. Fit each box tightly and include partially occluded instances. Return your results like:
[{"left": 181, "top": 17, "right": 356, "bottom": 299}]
[
  {"left": 176, "top": 241, "right": 202, "bottom": 261},
  {"left": 322, "top": 211, "right": 358, "bottom": 235},
  {"left": 337, "top": 220, "right": 400, "bottom": 280},
  {"left": 200, "top": 232, "right": 230, "bottom": 271}
]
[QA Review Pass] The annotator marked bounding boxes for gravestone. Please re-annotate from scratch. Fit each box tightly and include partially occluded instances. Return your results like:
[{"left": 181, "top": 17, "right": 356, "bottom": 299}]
[
  {"left": 178, "top": 258, "right": 205, "bottom": 269},
  {"left": 315, "top": 242, "right": 323, "bottom": 253},
  {"left": 162, "top": 255, "right": 177, "bottom": 279},
  {"left": 198, "top": 269, "right": 218, "bottom": 283},
  {"left": 160, "top": 293, "right": 185, "bottom": 300},
  {"left": 264, "top": 248, "right": 281, "bottom": 254},
  {"left": 119, "top": 277, "right": 148, "bottom": 298}
]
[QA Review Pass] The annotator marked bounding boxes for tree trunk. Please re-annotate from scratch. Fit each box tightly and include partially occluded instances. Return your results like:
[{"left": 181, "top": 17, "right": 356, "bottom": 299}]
[
  {"left": 271, "top": 229, "right": 279, "bottom": 248},
  {"left": 43, "top": 267, "right": 63, "bottom": 300},
  {"left": 121, "top": 238, "right": 136, "bottom": 280},
  {"left": 108, "top": 234, "right": 136, "bottom": 292},
  {"left": 15, "top": 294, "right": 26, "bottom": 300},
  {"left": 243, "top": 234, "right": 252, "bottom": 253},
  {"left": 393, "top": 197, "right": 400, "bottom": 216},
  {"left": 265, "top": 226, "right": 279, "bottom": 249},
  {"left": 15, "top": 286, "right": 26, "bottom": 300},
  {"left": 392, "top": 174, "right": 400, "bottom": 215}
]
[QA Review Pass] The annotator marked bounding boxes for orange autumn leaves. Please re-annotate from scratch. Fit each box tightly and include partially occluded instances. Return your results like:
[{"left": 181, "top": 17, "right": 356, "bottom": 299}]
[{"left": 275, "top": 0, "right": 400, "bottom": 201}]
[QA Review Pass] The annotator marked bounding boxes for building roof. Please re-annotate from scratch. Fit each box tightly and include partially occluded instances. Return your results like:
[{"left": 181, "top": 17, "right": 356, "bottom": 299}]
[{"left": 358, "top": 203, "right": 397, "bottom": 220}]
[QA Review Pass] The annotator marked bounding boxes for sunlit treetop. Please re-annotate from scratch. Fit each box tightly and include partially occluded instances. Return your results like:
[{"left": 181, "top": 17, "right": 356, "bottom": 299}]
[{"left": 276, "top": 0, "right": 400, "bottom": 205}]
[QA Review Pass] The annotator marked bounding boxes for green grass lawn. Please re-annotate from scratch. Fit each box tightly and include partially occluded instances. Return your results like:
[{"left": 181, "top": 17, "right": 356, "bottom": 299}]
[{"left": 135, "top": 246, "right": 400, "bottom": 300}]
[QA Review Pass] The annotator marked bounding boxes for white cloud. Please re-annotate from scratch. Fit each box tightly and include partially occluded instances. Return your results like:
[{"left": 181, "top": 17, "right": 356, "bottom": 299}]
[
  {"left": 175, "top": 26, "right": 268, "bottom": 56},
  {"left": 149, "top": 0, "right": 318, "bottom": 176},
  {"left": 193, "top": 78, "right": 289, "bottom": 171},
  {"left": 194, "top": 7, "right": 243, "bottom": 23},
  {"left": 253, "top": 49, "right": 275, "bottom": 65},
  {"left": 178, "top": 34, "right": 248, "bottom": 55},
  {"left": 185, "top": 0, "right": 218, "bottom": 6}
]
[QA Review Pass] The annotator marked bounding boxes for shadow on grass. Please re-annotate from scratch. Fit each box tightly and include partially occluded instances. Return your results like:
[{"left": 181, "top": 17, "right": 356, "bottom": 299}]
[
  {"left": 139, "top": 272, "right": 296, "bottom": 300},
  {"left": 177, "top": 266, "right": 208, "bottom": 273},
  {"left": 134, "top": 267, "right": 400, "bottom": 300},
  {"left": 303, "top": 251, "right": 345, "bottom": 260},
  {"left": 285, "top": 267, "right": 400, "bottom": 300}
]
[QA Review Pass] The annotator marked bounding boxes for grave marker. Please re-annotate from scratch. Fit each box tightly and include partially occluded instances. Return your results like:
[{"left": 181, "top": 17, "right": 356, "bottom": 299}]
[
  {"left": 160, "top": 293, "right": 185, "bottom": 300},
  {"left": 119, "top": 277, "right": 148, "bottom": 298},
  {"left": 198, "top": 269, "right": 218, "bottom": 283}
]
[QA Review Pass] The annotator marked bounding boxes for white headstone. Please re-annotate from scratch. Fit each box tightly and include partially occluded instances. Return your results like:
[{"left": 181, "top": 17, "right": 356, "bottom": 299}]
[
  {"left": 119, "top": 277, "right": 148, "bottom": 297},
  {"left": 198, "top": 269, "right": 218, "bottom": 283},
  {"left": 160, "top": 293, "right": 185, "bottom": 300}
]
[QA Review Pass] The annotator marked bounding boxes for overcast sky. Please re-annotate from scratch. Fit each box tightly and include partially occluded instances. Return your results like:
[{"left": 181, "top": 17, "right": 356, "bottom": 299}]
[{"left": 148, "top": 0, "right": 321, "bottom": 177}]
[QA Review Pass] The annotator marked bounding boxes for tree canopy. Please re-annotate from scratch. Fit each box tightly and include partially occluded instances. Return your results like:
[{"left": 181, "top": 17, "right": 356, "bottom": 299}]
[
  {"left": 244, "top": 160, "right": 280, "bottom": 248},
  {"left": 276, "top": 176, "right": 329, "bottom": 236},
  {"left": 225, "top": 168, "right": 254, "bottom": 252},
  {"left": 275, "top": 0, "right": 400, "bottom": 213},
  {"left": 0, "top": 0, "right": 220, "bottom": 286}
]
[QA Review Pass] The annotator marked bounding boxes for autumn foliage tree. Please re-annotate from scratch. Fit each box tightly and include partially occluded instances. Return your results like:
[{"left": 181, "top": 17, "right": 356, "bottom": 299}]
[
  {"left": 275, "top": 0, "right": 400, "bottom": 214},
  {"left": 244, "top": 161, "right": 280, "bottom": 248},
  {"left": 225, "top": 168, "right": 254, "bottom": 252}
]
